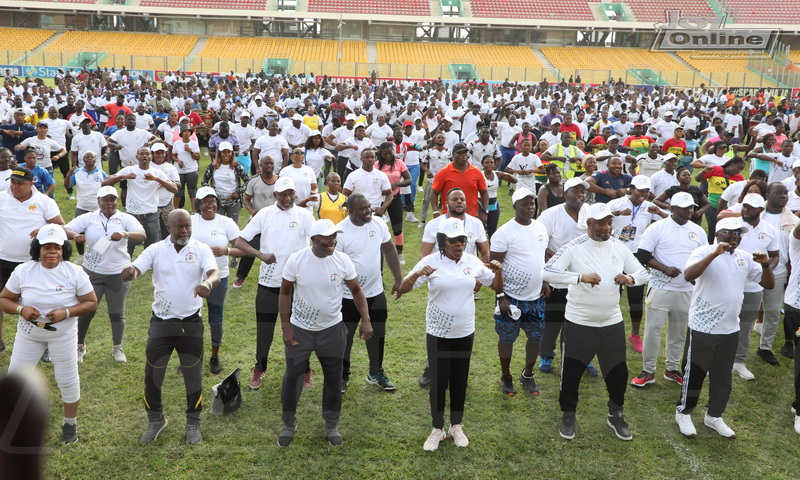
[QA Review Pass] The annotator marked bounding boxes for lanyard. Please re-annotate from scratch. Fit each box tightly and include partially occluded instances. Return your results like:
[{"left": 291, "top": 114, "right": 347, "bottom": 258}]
[{"left": 629, "top": 201, "right": 643, "bottom": 224}]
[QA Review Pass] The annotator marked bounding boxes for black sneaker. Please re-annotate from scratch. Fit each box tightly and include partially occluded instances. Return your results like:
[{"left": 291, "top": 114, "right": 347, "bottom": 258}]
[
  {"left": 41, "top": 348, "right": 51, "bottom": 364},
  {"left": 326, "top": 427, "right": 344, "bottom": 446},
  {"left": 559, "top": 412, "right": 576, "bottom": 440},
  {"left": 607, "top": 411, "right": 633, "bottom": 441},
  {"left": 277, "top": 424, "right": 295, "bottom": 447},
  {"left": 756, "top": 348, "right": 780, "bottom": 366},
  {"left": 519, "top": 370, "right": 540, "bottom": 395},
  {"left": 499, "top": 374, "right": 516, "bottom": 396},
  {"left": 341, "top": 378, "right": 349, "bottom": 394},
  {"left": 419, "top": 366, "right": 431, "bottom": 388},
  {"left": 366, "top": 371, "right": 396, "bottom": 392},
  {"left": 61, "top": 423, "right": 78, "bottom": 444},
  {"left": 209, "top": 356, "right": 222, "bottom": 374},
  {"left": 781, "top": 343, "right": 795, "bottom": 359}
]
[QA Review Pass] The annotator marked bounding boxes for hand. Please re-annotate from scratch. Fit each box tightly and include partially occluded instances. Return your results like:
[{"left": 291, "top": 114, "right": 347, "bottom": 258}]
[
  {"left": 184, "top": 144, "right": 192, "bottom": 152},
  {"left": 143, "top": 173, "right": 157, "bottom": 181},
  {"left": 647, "top": 205, "right": 662, "bottom": 214},
  {"left": 109, "top": 231, "right": 127, "bottom": 241},
  {"left": 121, "top": 265, "right": 139, "bottom": 282},
  {"left": 714, "top": 242, "right": 731, "bottom": 255},
  {"left": 19, "top": 306, "right": 41, "bottom": 322},
  {"left": 417, "top": 265, "right": 438, "bottom": 277},
  {"left": 258, "top": 253, "right": 277, "bottom": 264},
  {"left": 484, "top": 260, "right": 503, "bottom": 273},
  {"left": 497, "top": 296, "right": 512, "bottom": 316},
  {"left": 230, "top": 192, "right": 239, "bottom": 200},
  {"left": 752, "top": 251, "right": 769, "bottom": 265},
  {"left": 283, "top": 327, "right": 299, "bottom": 347},
  {"left": 124, "top": 173, "right": 137, "bottom": 180},
  {"left": 374, "top": 207, "right": 385, "bottom": 217},
  {"left": 74, "top": 234, "right": 87, "bottom": 244},
  {"left": 663, "top": 266, "right": 682, "bottom": 278},
  {"left": 478, "top": 212, "right": 488, "bottom": 224},
  {"left": 391, "top": 281, "right": 403, "bottom": 300},
  {"left": 614, "top": 274, "right": 634, "bottom": 285},
  {"left": 705, "top": 165, "right": 714, "bottom": 172},
  {"left": 210, "top": 246, "right": 229, "bottom": 257},
  {"left": 616, "top": 208, "right": 632, "bottom": 216},
  {"left": 541, "top": 282, "right": 551, "bottom": 299},
  {"left": 45, "top": 308, "right": 69, "bottom": 323},
  {"left": 359, "top": 320, "right": 373, "bottom": 340},
  {"left": 615, "top": 188, "right": 629, "bottom": 198},
  {"left": 580, "top": 273, "right": 601, "bottom": 287},
  {"left": 194, "top": 282, "right": 212, "bottom": 298}
]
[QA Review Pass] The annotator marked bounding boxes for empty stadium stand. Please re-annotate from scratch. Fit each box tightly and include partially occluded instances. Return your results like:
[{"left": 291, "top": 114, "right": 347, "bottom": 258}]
[
  {"left": 676, "top": 50, "right": 778, "bottom": 87},
  {"left": 721, "top": 0, "right": 800, "bottom": 25},
  {"left": 0, "top": 27, "right": 56, "bottom": 64},
  {"left": 616, "top": 0, "right": 714, "bottom": 22},
  {"left": 307, "top": 0, "right": 430, "bottom": 15},
  {"left": 140, "top": 0, "right": 267, "bottom": 9},
  {"left": 470, "top": 0, "right": 594, "bottom": 20}
]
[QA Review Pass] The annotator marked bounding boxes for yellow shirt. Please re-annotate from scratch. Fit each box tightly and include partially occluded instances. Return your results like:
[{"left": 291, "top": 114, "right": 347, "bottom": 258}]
[
  {"left": 303, "top": 115, "right": 321, "bottom": 132},
  {"left": 318, "top": 191, "right": 347, "bottom": 223}
]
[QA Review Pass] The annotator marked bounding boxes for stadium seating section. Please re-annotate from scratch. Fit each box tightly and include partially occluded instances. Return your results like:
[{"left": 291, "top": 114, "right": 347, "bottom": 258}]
[
  {"left": 720, "top": 0, "right": 800, "bottom": 25},
  {"left": 43, "top": 31, "right": 197, "bottom": 71},
  {"left": 307, "top": 0, "right": 430, "bottom": 15},
  {"left": 33, "top": 0, "right": 97, "bottom": 3},
  {"left": 470, "top": 0, "right": 594, "bottom": 20},
  {"left": 617, "top": 0, "right": 714, "bottom": 22},
  {"left": 377, "top": 42, "right": 542, "bottom": 67},
  {"left": 676, "top": 51, "right": 778, "bottom": 87},
  {"left": 0, "top": 27, "right": 56, "bottom": 64},
  {"left": 140, "top": 0, "right": 267, "bottom": 9},
  {"left": 192, "top": 37, "right": 367, "bottom": 74}
]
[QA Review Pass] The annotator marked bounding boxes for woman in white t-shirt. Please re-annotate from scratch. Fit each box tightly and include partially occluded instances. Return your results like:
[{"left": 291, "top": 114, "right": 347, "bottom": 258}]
[
  {"left": 200, "top": 141, "right": 250, "bottom": 224},
  {"left": 303, "top": 132, "right": 334, "bottom": 190},
  {"left": 65, "top": 185, "right": 145, "bottom": 365},
  {"left": 399, "top": 218, "right": 504, "bottom": 452},
  {"left": 480, "top": 154, "right": 516, "bottom": 240},
  {"left": 281, "top": 146, "right": 319, "bottom": 212},
  {"left": 172, "top": 125, "right": 201, "bottom": 211},
  {"left": 0, "top": 224, "right": 98, "bottom": 445},
  {"left": 191, "top": 187, "right": 242, "bottom": 375}
]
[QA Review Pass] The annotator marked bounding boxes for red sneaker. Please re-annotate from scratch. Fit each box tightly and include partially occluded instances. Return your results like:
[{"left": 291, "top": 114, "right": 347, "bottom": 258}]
[
  {"left": 304, "top": 369, "right": 314, "bottom": 389},
  {"left": 663, "top": 370, "right": 684, "bottom": 385},
  {"left": 630, "top": 371, "right": 655, "bottom": 387},
  {"left": 629, "top": 334, "right": 643, "bottom": 353},
  {"left": 233, "top": 278, "right": 245, "bottom": 289},
  {"left": 249, "top": 368, "right": 265, "bottom": 390}
]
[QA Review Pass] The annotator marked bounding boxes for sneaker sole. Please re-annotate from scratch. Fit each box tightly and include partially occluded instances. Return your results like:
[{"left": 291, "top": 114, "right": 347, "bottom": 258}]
[
  {"left": 704, "top": 422, "right": 736, "bottom": 438},
  {"left": 498, "top": 380, "right": 516, "bottom": 396},
  {"left": 630, "top": 379, "right": 655, "bottom": 387},
  {"left": 607, "top": 419, "right": 633, "bottom": 441},
  {"left": 663, "top": 375, "right": 683, "bottom": 385},
  {"left": 558, "top": 428, "right": 575, "bottom": 440},
  {"left": 366, "top": 376, "right": 397, "bottom": 392},
  {"left": 62, "top": 437, "right": 78, "bottom": 445}
]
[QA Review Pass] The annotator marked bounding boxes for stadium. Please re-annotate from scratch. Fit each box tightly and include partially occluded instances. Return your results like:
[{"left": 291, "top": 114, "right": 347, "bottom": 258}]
[{"left": 1, "top": 1, "right": 800, "bottom": 479}]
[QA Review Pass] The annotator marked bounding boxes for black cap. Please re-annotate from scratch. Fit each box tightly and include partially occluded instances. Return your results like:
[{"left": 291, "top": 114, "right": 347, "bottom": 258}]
[
  {"left": 9, "top": 166, "right": 34, "bottom": 182},
  {"left": 452, "top": 143, "right": 468, "bottom": 153}
]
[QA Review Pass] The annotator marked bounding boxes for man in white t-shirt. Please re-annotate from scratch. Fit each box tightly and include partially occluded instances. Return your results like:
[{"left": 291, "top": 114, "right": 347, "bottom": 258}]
[
  {"left": 675, "top": 217, "right": 772, "bottom": 439},
  {"left": 420, "top": 188, "right": 489, "bottom": 261},
  {"left": 277, "top": 218, "right": 372, "bottom": 448},
  {"left": 150, "top": 143, "right": 181, "bottom": 237},
  {"left": 253, "top": 121, "right": 289, "bottom": 173},
  {"left": 490, "top": 188, "right": 549, "bottom": 396},
  {"left": 342, "top": 149, "right": 392, "bottom": 215},
  {"left": 782, "top": 220, "right": 800, "bottom": 434},
  {"left": 123, "top": 209, "right": 220, "bottom": 445},
  {"left": 107, "top": 114, "right": 156, "bottom": 169},
  {"left": 70, "top": 117, "right": 108, "bottom": 170},
  {"left": 336, "top": 194, "right": 403, "bottom": 393}
]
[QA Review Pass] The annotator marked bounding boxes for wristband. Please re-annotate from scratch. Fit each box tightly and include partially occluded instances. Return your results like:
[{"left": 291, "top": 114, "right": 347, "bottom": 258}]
[
  {"left": 204, "top": 280, "right": 213, "bottom": 290},
  {"left": 65, "top": 308, "right": 70, "bottom": 319},
  {"left": 495, "top": 293, "right": 505, "bottom": 299},
  {"left": 227, "top": 247, "right": 231, "bottom": 255},
  {"left": 16, "top": 305, "right": 23, "bottom": 315}
]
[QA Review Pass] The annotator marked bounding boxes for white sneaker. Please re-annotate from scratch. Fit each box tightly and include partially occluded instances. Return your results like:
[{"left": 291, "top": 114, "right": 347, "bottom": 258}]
[
  {"left": 753, "top": 322, "right": 763, "bottom": 334},
  {"left": 794, "top": 414, "right": 800, "bottom": 435},
  {"left": 448, "top": 424, "right": 469, "bottom": 447},
  {"left": 112, "top": 345, "right": 127, "bottom": 363},
  {"left": 423, "top": 428, "right": 446, "bottom": 451},
  {"left": 675, "top": 410, "right": 697, "bottom": 438},
  {"left": 732, "top": 362, "right": 755, "bottom": 380},
  {"left": 417, "top": 221, "right": 426, "bottom": 229},
  {"left": 406, "top": 212, "right": 419, "bottom": 223},
  {"left": 398, "top": 254, "right": 406, "bottom": 266},
  {"left": 704, "top": 413, "right": 735, "bottom": 438},
  {"left": 77, "top": 344, "right": 86, "bottom": 364},
  {"left": 73, "top": 254, "right": 84, "bottom": 266}
]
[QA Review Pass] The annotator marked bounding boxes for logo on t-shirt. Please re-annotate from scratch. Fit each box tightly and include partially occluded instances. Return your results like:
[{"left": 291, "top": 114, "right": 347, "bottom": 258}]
[
  {"left": 757, "top": 232, "right": 768, "bottom": 242},
  {"left": 185, "top": 252, "right": 196, "bottom": 263},
  {"left": 463, "top": 267, "right": 474, "bottom": 277},
  {"left": 330, "top": 273, "right": 341, "bottom": 283},
  {"left": 372, "top": 178, "right": 381, "bottom": 186},
  {"left": 211, "top": 229, "right": 222, "bottom": 236},
  {"left": 688, "top": 231, "right": 698, "bottom": 242},
  {"left": 611, "top": 256, "right": 619, "bottom": 265},
  {"left": 111, "top": 218, "right": 122, "bottom": 225},
  {"left": 538, "top": 235, "right": 545, "bottom": 242},
  {"left": 737, "top": 258, "right": 747, "bottom": 268},
  {"left": 368, "top": 230, "right": 376, "bottom": 238},
  {"left": 55, "top": 285, "right": 65, "bottom": 293},
  {"left": 288, "top": 221, "right": 298, "bottom": 230},
  {"left": 28, "top": 205, "right": 38, "bottom": 213}
]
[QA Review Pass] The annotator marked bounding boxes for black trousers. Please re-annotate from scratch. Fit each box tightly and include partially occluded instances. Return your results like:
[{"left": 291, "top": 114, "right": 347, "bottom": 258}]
[
  {"left": 254, "top": 284, "right": 280, "bottom": 371},
  {"left": 144, "top": 313, "right": 203, "bottom": 424},
  {"left": 236, "top": 234, "right": 261, "bottom": 281},
  {"left": 342, "top": 293, "right": 388, "bottom": 379},
  {"left": 782, "top": 305, "right": 800, "bottom": 413},
  {"left": 541, "top": 287, "right": 568, "bottom": 358},
  {"left": 427, "top": 333, "right": 474, "bottom": 429},
  {"left": 559, "top": 320, "right": 627, "bottom": 413},
  {"left": 677, "top": 329, "right": 737, "bottom": 417}
]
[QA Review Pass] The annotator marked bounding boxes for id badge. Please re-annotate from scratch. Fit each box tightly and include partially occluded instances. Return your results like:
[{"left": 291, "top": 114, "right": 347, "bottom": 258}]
[{"left": 619, "top": 225, "right": 637, "bottom": 242}]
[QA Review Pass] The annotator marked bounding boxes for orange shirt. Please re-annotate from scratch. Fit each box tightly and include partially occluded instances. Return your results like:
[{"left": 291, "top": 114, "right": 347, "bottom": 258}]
[{"left": 431, "top": 163, "right": 488, "bottom": 217}]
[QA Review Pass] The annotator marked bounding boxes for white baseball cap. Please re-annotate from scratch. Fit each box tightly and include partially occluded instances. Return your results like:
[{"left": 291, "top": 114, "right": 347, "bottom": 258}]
[
  {"left": 670, "top": 191, "right": 697, "bottom": 208},
  {"left": 663, "top": 153, "right": 678, "bottom": 162},
  {"left": 586, "top": 203, "right": 613, "bottom": 220},
  {"left": 345, "top": 114, "right": 357, "bottom": 121},
  {"left": 240, "top": 110, "right": 251, "bottom": 117},
  {"left": 664, "top": 111, "right": 674, "bottom": 117},
  {"left": 310, "top": 219, "right": 343, "bottom": 237},
  {"left": 36, "top": 224, "right": 67, "bottom": 246},
  {"left": 96, "top": 185, "right": 119, "bottom": 198},
  {"left": 291, "top": 113, "right": 303, "bottom": 121},
  {"left": 511, "top": 187, "right": 535, "bottom": 205},
  {"left": 792, "top": 159, "right": 800, "bottom": 170},
  {"left": 715, "top": 216, "right": 749, "bottom": 233},
  {"left": 564, "top": 177, "right": 589, "bottom": 192},
  {"left": 151, "top": 143, "right": 168, "bottom": 152},
  {"left": 630, "top": 175, "right": 651, "bottom": 190},
  {"left": 742, "top": 193, "right": 766, "bottom": 209},
  {"left": 550, "top": 118, "right": 562, "bottom": 125},
  {"left": 438, "top": 217, "right": 465, "bottom": 238},
  {"left": 274, "top": 177, "right": 296, "bottom": 193},
  {"left": 196, "top": 186, "right": 217, "bottom": 199},
  {"left": 218, "top": 141, "right": 233, "bottom": 152},
  {"left": 607, "top": 135, "right": 620, "bottom": 142}
]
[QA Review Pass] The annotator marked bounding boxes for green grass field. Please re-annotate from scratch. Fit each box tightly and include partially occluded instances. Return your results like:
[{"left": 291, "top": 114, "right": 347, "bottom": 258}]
[{"left": 2, "top": 156, "right": 799, "bottom": 480}]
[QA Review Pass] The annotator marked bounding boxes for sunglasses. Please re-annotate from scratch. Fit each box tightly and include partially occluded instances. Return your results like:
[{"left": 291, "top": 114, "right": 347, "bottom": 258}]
[
  {"left": 446, "top": 236, "right": 468, "bottom": 245},
  {"left": 719, "top": 229, "right": 743, "bottom": 237}
]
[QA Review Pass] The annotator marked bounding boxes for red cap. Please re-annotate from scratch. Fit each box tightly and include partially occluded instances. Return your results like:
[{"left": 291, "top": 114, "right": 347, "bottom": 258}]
[{"left": 403, "top": 120, "right": 414, "bottom": 127}]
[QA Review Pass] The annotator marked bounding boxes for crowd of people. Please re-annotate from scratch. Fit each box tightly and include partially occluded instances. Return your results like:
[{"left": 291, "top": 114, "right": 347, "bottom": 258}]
[{"left": 1, "top": 67, "right": 800, "bottom": 450}]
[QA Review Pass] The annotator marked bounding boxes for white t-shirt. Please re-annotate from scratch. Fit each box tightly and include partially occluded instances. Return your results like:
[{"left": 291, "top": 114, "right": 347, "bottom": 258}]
[
  {"left": 784, "top": 234, "right": 800, "bottom": 309},
  {"left": 238, "top": 205, "right": 314, "bottom": 287},
  {"left": 736, "top": 218, "right": 780, "bottom": 292},
  {"left": 342, "top": 168, "right": 391, "bottom": 209},
  {"left": 172, "top": 139, "right": 200, "bottom": 174},
  {"left": 686, "top": 244, "right": 763, "bottom": 335},
  {"left": 649, "top": 169, "right": 679, "bottom": 199},
  {"left": 65, "top": 209, "right": 143, "bottom": 274},
  {"left": 70, "top": 167, "right": 107, "bottom": 211},
  {"left": 110, "top": 128, "right": 152, "bottom": 168},
  {"left": 0, "top": 190, "right": 61, "bottom": 262},
  {"left": 507, "top": 153, "right": 542, "bottom": 191},
  {"left": 336, "top": 216, "right": 391, "bottom": 299},
  {"left": 231, "top": 123, "right": 258, "bottom": 152},
  {"left": 720, "top": 180, "right": 748, "bottom": 208},
  {"left": 765, "top": 152, "right": 796, "bottom": 184},
  {"left": 283, "top": 247, "right": 357, "bottom": 331},
  {"left": 490, "top": 219, "right": 548, "bottom": 301},
  {"left": 135, "top": 112, "right": 155, "bottom": 131},
  {"left": 116, "top": 166, "right": 169, "bottom": 215},
  {"left": 607, "top": 197, "right": 664, "bottom": 252},
  {"left": 131, "top": 237, "right": 218, "bottom": 319},
  {"left": 7, "top": 260, "right": 93, "bottom": 324},
  {"left": 496, "top": 122, "right": 522, "bottom": 148},
  {"left": 254, "top": 134, "right": 289, "bottom": 172},
  {"left": 422, "top": 214, "right": 486, "bottom": 257},
  {"left": 152, "top": 161, "right": 180, "bottom": 207},
  {"left": 190, "top": 213, "right": 240, "bottom": 278},
  {"left": 279, "top": 165, "right": 317, "bottom": 204},
  {"left": 408, "top": 252, "right": 496, "bottom": 338},
  {"left": 638, "top": 215, "right": 708, "bottom": 292},
  {"left": 341, "top": 136, "right": 377, "bottom": 170},
  {"left": 635, "top": 153, "right": 664, "bottom": 178},
  {"left": 38, "top": 118, "right": 73, "bottom": 147},
  {"left": 761, "top": 210, "right": 796, "bottom": 276},
  {"left": 365, "top": 123, "right": 393, "bottom": 146},
  {"left": 423, "top": 148, "right": 451, "bottom": 177},
  {"left": 19, "top": 136, "right": 62, "bottom": 169},
  {"left": 209, "top": 164, "right": 238, "bottom": 199}
]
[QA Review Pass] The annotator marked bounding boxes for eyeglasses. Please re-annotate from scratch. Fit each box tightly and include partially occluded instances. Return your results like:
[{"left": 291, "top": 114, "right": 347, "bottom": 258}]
[
  {"left": 200, "top": 200, "right": 217, "bottom": 207},
  {"left": 446, "top": 236, "right": 468, "bottom": 245},
  {"left": 719, "top": 229, "right": 742, "bottom": 237},
  {"left": 292, "top": 151, "right": 304, "bottom": 155}
]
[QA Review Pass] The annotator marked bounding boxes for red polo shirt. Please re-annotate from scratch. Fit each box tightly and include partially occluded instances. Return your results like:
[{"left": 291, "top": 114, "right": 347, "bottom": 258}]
[{"left": 432, "top": 162, "right": 487, "bottom": 217}]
